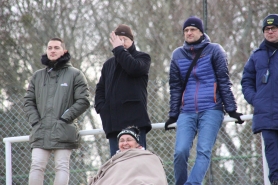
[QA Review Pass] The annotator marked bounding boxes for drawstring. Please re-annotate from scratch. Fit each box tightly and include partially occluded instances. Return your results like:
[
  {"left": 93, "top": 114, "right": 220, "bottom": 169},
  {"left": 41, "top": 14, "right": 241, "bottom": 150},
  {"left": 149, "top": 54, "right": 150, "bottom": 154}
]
[
  {"left": 44, "top": 67, "right": 61, "bottom": 85},
  {"left": 56, "top": 73, "right": 59, "bottom": 83},
  {"left": 43, "top": 68, "right": 48, "bottom": 86}
]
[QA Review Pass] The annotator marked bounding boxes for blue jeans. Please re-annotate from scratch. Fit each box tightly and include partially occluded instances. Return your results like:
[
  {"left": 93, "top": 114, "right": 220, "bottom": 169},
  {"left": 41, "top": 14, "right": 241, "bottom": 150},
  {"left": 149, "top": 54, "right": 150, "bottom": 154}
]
[
  {"left": 262, "top": 130, "right": 278, "bottom": 183},
  {"left": 108, "top": 129, "right": 147, "bottom": 157},
  {"left": 174, "top": 110, "right": 223, "bottom": 185}
]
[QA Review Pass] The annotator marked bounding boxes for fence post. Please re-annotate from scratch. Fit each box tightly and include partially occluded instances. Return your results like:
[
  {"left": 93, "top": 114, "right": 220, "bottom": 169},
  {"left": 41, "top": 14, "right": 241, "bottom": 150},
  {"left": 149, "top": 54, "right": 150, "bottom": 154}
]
[{"left": 3, "top": 139, "right": 12, "bottom": 185}]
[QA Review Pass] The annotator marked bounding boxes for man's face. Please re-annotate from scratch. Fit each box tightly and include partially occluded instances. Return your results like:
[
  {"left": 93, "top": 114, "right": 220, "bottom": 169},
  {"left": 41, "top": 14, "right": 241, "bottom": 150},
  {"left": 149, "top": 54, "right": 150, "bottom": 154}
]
[
  {"left": 46, "top": 40, "right": 66, "bottom": 61},
  {"left": 118, "top": 35, "right": 133, "bottom": 49},
  {"left": 264, "top": 25, "right": 278, "bottom": 43},
  {"left": 183, "top": 26, "right": 203, "bottom": 43}
]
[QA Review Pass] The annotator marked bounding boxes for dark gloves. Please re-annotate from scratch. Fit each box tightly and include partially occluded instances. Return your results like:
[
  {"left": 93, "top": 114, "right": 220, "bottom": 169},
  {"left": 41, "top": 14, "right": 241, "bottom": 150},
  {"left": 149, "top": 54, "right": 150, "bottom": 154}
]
[
  {"left": 165, "top": 117, "right": 178, "bottom": 130},
  {"left": 228, "top": 111, "right": 244, "bottom": 124}
]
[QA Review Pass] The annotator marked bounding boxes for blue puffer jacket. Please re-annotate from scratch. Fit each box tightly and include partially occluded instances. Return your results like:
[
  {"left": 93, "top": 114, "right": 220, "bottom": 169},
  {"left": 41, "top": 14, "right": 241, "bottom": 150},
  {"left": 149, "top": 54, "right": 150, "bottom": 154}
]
[
  {"left": 241, "top": 40, "right": 278, "bottom": 134},
  {"left": 169, "top": 34, "right": 237, "bottom": 118}
]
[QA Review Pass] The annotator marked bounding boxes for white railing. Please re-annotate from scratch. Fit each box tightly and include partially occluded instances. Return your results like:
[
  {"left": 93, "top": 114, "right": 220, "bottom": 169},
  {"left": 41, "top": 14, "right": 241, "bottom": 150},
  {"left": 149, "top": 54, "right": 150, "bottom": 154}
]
[{"left": 3, "top": 115, "right": 270, "bottom": 185}]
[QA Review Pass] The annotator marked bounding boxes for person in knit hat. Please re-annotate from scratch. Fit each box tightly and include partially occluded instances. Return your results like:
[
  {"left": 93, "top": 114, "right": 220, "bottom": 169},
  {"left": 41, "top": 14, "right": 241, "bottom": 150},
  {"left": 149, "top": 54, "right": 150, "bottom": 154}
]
[
  {"left": 95, "top": 24, "right": 152, "bottom": 157},
  {"left": 165, "top": 16, "right": 243, "bottom": 185},
  {"left": 114, "top": 24, "right": 134, "bottom": 41},
  {"left": 182, "top": 16, "right": 204, "bottom": 33},
  {"left": 117, "top": 126, "right": 143, "bottom": 152},
  {"left": 242, "top": 14, "right": 278, "bottom": 185},
  {"left": 88, "top": 126, "right": 168, "bottom": 185}
]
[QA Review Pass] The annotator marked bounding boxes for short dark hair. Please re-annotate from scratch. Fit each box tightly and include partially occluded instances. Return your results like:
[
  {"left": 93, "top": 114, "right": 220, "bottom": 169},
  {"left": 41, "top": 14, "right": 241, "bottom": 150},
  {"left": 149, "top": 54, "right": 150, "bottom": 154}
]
[{"left": 49, "top": 37, "right": 66, "bottom": 49}]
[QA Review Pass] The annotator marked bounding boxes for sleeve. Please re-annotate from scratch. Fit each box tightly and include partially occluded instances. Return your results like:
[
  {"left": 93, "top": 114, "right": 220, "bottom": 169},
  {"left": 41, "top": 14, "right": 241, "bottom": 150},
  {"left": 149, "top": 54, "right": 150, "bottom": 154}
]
[
  {"left": 113, "top": 46, "right": 151, "bottom": 77},
  {"left": 169, "top": 58, "right": 183, "bottom": 118},
  {"left": 212, "top": 44, "right": 237, "bottom": 112},
  {"left": 94, "top": 65, "right": 106, "bottom": 114},
  {"left": 24, "top": 73, "right": 40, "bottom": 126},
  {"left": 61, "top": 70, "right": 90, "bottom": 121},
  {"left": 241, "top": 55, "right": 256, "bottom": 105}
]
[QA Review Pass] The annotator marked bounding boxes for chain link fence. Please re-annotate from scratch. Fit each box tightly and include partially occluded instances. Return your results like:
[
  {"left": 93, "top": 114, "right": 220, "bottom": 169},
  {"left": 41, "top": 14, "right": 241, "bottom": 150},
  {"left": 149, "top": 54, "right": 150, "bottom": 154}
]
[{"left": 1, "top": 80, "right": 262, "bottom": 185}]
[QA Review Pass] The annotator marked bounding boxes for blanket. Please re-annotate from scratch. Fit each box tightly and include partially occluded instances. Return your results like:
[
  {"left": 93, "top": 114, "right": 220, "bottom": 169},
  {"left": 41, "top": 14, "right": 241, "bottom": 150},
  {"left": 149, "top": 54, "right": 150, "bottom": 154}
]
[{"left": 88, "top": 149, "right": 168, "bottom": 185}]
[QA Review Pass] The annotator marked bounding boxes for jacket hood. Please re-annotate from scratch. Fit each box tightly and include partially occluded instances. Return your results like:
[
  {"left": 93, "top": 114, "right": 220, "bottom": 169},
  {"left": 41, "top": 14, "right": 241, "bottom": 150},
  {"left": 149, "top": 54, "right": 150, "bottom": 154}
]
[{"left": 41, "top": 52, "right": 72, "bottom": 70}]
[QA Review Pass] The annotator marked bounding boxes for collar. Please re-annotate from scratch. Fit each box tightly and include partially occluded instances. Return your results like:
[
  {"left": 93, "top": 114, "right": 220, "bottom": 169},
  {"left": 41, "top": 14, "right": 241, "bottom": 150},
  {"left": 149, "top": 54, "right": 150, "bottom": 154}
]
[
  {"left": 41, "top": 52, "right": 71, "bottom": 70},
  {"left": 127, "top": 41, "right": 136, "bottom": 54}
]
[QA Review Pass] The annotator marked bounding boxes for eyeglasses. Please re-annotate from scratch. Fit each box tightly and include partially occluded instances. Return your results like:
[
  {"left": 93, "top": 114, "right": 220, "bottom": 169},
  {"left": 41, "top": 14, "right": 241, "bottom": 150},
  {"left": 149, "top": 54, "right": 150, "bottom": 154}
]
[{"left": 264, "top": 26, "right": 278, "bottom": 33}]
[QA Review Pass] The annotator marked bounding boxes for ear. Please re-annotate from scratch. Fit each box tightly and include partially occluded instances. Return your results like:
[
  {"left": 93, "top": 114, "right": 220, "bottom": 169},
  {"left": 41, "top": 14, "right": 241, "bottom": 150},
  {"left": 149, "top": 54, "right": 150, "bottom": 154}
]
[{"left": 64, "top": 50, "right": 68, "bottom": 53}]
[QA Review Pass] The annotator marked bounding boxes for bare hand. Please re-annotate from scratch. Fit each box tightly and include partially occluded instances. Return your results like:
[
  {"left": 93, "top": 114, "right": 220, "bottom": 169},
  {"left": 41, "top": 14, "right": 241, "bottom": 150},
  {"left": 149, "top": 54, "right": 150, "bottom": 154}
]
[{"left": 109, "top": 31, "right": 124, "bottom": 48}]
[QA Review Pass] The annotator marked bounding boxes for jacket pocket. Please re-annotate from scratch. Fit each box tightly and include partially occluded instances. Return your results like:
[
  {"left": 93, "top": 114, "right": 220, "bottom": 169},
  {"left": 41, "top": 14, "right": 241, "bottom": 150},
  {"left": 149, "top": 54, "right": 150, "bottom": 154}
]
[
  {"left": 53, "top": 120, "right": 79, "bottom": 143},
  {"left": 29, "top": 121, "right": 43, "bottom": 144},
  {"left": 121, "top": 99, "right": 145, "bottom": 123}
]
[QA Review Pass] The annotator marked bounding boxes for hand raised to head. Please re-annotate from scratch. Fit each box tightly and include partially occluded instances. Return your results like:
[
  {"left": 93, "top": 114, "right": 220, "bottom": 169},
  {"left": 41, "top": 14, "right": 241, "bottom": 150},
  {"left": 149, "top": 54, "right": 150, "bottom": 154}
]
[{"left": 109, "top": 31, "right": 124, "bottom": 49}]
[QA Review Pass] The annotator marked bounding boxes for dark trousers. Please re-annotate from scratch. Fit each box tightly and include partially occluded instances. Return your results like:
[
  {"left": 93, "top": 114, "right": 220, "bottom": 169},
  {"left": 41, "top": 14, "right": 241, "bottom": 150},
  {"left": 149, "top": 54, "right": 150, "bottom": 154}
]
[
  {"left": 108, "top": 129, "right": 147, "bottom": 157},
  {"left": 262, "top": 130, "right": 278, "bottom": 183}
]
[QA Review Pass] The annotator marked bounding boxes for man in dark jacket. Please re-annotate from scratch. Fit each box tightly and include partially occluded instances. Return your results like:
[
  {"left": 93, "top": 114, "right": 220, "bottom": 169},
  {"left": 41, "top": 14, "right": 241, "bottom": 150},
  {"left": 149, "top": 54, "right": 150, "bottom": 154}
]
[
  {"left": 242, "top": 14, "right": 278, "bottom": 185},
  {"left": 165, "top": 16, "right": 243, "bottom": 185},
  {"left": 94, "top": 24, "right": 151, "bottom": 157},
  {"left": 24, "top": 38, "right": 90, "bottom": 185}
]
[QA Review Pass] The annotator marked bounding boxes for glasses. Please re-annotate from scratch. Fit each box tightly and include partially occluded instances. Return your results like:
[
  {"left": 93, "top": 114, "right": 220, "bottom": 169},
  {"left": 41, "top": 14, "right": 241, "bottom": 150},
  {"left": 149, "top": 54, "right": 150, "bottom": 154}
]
[{"left": 264, "top": 26, "right": 278, "bottom": 33}]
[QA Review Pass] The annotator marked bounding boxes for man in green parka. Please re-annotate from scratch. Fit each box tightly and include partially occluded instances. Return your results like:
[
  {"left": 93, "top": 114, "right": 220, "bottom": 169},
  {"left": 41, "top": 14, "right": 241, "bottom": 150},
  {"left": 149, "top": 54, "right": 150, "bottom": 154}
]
[{"left": 24, "top": 38, "right": 90, "bottom": 185}]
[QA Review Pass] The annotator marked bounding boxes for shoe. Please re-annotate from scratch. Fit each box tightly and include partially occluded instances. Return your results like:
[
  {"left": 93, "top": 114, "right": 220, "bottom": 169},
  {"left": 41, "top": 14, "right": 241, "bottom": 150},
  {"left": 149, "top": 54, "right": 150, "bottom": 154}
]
[{"left": 272, "top": 181, "right": 278, "bottom": 185}]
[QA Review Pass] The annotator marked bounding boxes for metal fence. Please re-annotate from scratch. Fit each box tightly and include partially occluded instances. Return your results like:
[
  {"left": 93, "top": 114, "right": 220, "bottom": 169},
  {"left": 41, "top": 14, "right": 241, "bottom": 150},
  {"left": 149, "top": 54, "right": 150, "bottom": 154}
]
[{"left": 1, "top": 80, "right": 267, "bottom": 185}]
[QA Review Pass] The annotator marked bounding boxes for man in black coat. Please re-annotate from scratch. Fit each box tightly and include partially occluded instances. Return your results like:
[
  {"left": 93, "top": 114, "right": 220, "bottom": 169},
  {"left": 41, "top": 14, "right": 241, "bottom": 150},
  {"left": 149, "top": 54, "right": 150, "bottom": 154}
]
[{"left": 94, "top": 24, "right": 152, "bottom": 156}]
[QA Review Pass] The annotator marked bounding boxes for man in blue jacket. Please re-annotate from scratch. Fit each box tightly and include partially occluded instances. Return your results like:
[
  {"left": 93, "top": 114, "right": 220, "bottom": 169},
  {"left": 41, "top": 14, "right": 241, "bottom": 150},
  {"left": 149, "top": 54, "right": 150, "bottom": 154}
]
[
  {"left": 242, "top": 14, "right": 278, "bottom": 185},
  {"left": 165, "top": 16, "right": 243, "bottom": 185}
]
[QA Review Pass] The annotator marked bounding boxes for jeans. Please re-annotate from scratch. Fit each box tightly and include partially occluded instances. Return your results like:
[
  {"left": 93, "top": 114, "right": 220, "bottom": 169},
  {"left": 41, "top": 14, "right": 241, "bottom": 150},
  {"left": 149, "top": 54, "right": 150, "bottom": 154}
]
[
  {"left": 109, "top": 129, "right": 147, "bottom": 156},
  {"left": 262, "top": 130, "right": 278, "bottom": 183},
  {"left": 174, "top": 110, "right": 223, "bottom": 185},
  {"left": 29, "top": 148, "right": 72, "bottom": 185}
]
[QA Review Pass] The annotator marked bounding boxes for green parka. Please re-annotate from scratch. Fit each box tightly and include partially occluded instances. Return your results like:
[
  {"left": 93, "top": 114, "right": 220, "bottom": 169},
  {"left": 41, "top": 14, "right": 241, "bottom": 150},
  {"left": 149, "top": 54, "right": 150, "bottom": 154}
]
[{"left": 24, "top": 53, "right": 90, "bottom": 149}]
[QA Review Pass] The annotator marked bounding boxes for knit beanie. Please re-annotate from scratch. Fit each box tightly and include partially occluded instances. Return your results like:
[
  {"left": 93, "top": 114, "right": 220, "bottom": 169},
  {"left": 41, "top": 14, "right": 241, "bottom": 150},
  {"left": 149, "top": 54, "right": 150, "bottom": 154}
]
[
  {"left": 262, "top": 14, "right": 278, "bottom": 32},
  {"left": 117, "top": 126, "right": 140, "bottom": 143},
  {"left": 183, "top": 16, "right": 204, "bottom": 33},
  {"left": 114, "top": 24, "right": 134, "bottom": 41}
]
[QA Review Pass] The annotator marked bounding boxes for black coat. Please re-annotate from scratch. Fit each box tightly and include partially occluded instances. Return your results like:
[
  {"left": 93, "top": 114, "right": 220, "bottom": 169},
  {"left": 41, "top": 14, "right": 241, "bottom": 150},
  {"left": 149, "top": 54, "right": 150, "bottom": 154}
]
[{"left": 94, "top": 43, "right": 152, "bottom": 138}]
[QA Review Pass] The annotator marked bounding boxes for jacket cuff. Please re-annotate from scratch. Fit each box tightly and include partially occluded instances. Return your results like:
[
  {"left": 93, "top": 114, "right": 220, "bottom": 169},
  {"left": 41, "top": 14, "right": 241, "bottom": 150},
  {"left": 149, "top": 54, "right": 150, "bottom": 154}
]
[{"left": 60, "top": 118, "right": 68, "bottom": 123}]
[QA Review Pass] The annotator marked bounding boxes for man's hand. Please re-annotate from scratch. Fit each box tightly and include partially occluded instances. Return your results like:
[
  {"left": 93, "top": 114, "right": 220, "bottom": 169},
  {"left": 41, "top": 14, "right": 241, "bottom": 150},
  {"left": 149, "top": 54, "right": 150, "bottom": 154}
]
[
  {"left": 109, "top": 31, "right": 124, "bottom": 48},
  {"left": 165, "top": 117, "right": 177, "bottom": 131},
  {"left": 228, "top": 111, "right": 244, "bottom": 124}
]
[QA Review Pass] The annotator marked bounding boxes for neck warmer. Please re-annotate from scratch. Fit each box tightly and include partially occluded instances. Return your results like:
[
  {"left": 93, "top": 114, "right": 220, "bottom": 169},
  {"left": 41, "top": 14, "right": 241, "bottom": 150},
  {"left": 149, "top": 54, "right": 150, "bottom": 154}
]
[
  {"left": 186, "top": 35, "right": 205, "bottom": 45},
  {"left": 265, "top": 39, "right": 278, "bottom": 50},
  {"left": 41, "top": 52, "right": 71, "bottom": 70}
]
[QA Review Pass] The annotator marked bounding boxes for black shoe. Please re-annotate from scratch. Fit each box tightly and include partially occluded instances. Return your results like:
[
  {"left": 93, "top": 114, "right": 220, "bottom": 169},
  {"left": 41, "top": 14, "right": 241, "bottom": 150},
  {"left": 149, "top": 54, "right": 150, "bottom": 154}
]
[{"left": 272, "top": 180, "right": 278, "bottom": 185}]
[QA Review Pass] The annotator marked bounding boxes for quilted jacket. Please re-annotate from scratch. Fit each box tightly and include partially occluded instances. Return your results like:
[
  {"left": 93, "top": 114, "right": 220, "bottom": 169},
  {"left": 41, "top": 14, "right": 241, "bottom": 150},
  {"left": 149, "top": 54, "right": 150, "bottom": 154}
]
[{"left": 169, "top": 34, "right": 237, "bottom": 118}]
